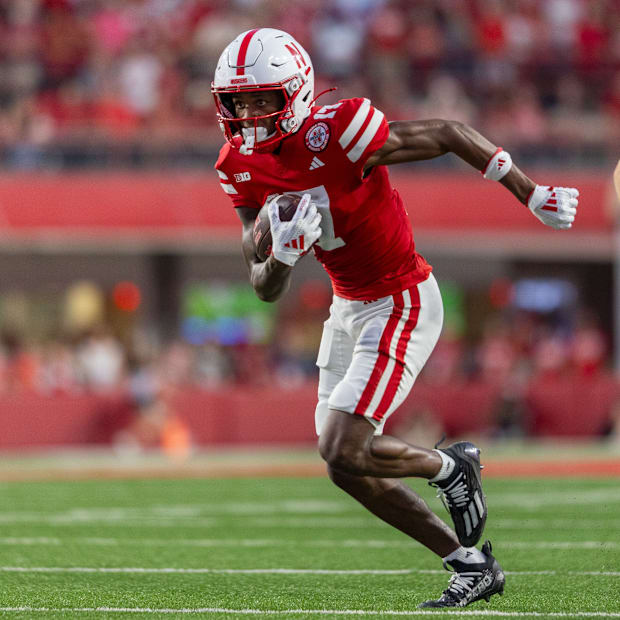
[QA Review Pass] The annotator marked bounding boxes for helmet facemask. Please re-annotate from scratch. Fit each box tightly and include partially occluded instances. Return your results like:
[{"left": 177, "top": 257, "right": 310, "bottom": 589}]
[{"left": 213, "top": 79, "right": 303, "bottom": 153}]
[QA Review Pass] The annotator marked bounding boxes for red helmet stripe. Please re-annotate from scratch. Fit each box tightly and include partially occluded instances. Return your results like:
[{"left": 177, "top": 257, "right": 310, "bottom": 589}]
[
  {"left": 289, "top": 41, "right": 306, "bottom": 65},
  {"left": 285, "top": 44, "right": 302, "bottom": 69},
  {"left": 236, "top": 29, "right": 260, "bottom": 75}
]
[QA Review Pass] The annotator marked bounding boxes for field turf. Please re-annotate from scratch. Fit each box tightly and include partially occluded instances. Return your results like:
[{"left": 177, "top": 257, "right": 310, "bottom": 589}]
[{"left": 0, "top": 473, "right": 619, "bottom": 618}]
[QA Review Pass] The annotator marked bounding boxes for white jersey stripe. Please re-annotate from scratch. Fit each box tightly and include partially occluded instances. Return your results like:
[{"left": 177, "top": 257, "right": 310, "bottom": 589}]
[
  {"left": 220, "top": 182, "right": 238, "bottom": 195},
  {"left": 217, "top": 170, "right": 229, "bottom": 180},
  {"left": 338, "top": 99, "right": 371, "bottom": 150},
  {"left": 346, "top": 109, "right": 385, "bottom": 163}
]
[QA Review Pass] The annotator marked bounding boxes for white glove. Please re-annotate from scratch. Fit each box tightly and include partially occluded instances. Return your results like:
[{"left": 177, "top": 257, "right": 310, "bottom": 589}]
[
  {"left": 527, "top": 185, "right": 579, "bottom": 230},
  {"left": 268, "top": 193, "right": 322, "bottom": 267}
]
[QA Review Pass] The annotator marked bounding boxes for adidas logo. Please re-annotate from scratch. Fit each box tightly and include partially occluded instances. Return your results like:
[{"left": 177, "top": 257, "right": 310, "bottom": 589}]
[
  {"left": 284, "top": 235, "right": 305, "bottom": 250},
  {"left": 309, "top": 156, "right": 325, "bottom": 170}
]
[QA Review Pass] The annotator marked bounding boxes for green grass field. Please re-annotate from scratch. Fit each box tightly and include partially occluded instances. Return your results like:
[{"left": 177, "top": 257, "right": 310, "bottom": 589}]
[{"left": 1, "top": 473, "right": 619, "bottom": 619}]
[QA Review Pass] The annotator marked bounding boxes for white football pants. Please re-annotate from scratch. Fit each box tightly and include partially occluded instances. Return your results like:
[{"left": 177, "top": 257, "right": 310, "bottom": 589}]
[{"left": 315, "top": 273, "right": 443, "bottom": 435}]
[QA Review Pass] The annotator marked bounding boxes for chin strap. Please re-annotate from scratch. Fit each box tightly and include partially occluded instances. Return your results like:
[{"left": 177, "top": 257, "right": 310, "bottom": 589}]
[
  {"left": 239, "top": 133, "right": 255, "bottom": 156},
  {"left": 240, "top": 126, "right": 276, "bottom": 156}
]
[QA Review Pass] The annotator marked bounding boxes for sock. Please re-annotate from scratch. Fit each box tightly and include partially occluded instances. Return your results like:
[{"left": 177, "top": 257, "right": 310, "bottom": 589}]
[
  {"left": 428, "top": 449, "right": 456, "bottom": 482},
  {"left": 443, "top": 546, "right": 486, "bottom": 566}
]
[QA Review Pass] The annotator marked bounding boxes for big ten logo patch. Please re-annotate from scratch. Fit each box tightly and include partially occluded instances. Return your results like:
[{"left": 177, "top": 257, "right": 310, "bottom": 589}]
[
  {"left": 305, "top": 122, "right": 330, "bottom": 152},
  {"left": 234, "top": 172, "right": 251, "bottom": 182}
]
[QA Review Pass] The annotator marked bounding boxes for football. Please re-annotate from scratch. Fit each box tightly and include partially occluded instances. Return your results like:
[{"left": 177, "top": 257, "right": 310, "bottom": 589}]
[{"left": 253, "top": 193, "right": 303, "bottom": 261}]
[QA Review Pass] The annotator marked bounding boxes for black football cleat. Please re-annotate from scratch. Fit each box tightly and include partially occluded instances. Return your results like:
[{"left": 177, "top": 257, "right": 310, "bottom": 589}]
[
  {"left": 429, "top": 440, "right": 487, "bottom": 547},
  {"left": 418, "top": 540, "right": 506, "bottom": 608}
]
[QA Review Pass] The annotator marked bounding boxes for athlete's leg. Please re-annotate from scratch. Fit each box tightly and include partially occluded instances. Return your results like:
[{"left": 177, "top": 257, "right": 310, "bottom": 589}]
[
  {"left": 318, "top": 276, "right": 445, "bottom": 477},
  {"left": 318, "top": 407, "right": 442, "bottom": 478},
  {"left": 315, "top": 279, "right": 459, "bottom": 557},
  {"left": 318, "top": 276, "right": 487, "bottom": 550},
  {"left": 326, "top": 463, "right": 459, "bottom": 557}
]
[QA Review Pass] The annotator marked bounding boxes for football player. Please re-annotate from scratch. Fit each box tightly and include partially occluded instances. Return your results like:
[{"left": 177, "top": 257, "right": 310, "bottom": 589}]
[{"left": 212, "top": 28, "right": 579, "bottom": 608}]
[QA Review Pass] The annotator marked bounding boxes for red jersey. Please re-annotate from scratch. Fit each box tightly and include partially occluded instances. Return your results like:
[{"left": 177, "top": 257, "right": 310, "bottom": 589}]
[{"left": 215, "top": 97, "right": 432, "bottom": 300}]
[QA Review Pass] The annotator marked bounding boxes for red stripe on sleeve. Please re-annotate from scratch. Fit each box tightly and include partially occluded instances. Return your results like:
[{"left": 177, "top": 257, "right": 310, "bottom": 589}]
[{"left": 344, "top": 107, "right": 373, "bottom": 158}]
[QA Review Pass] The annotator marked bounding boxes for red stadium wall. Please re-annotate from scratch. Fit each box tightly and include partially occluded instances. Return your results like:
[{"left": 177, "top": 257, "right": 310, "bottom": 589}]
[
  {"left": 0, "top": 171, "right": 615, "bottom": 448},
  {"left": 1, "top": 376, "right": 615, "bottom": 449},
  {"left": 0, "top": 171, "right": 612, "bottom": 241}
]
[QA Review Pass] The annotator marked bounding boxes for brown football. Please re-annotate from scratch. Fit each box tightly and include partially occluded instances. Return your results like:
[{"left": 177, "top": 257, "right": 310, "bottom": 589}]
[{"left": 253, "top": 194, "right": 303, "bottom": 262}]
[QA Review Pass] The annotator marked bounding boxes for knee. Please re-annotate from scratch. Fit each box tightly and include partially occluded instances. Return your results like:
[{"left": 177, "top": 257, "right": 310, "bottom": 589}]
[
  {"left": 318, "top": 428, "right": 365, "bottom": 475},
  {"left": 326, "top": 463, "right": 361, "bottom": 492}
]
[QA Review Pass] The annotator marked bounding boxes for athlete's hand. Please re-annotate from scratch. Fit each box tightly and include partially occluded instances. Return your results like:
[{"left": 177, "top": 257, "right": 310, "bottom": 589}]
[
  {"left": 527, "top": 185, "right": 579, "bottom": 230},
  {"left": 268, "top": 193, "right": 322, "bottom": 267}
]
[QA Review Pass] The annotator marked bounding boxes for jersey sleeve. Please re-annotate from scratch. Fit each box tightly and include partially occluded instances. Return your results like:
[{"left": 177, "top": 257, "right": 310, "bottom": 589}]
[
  {"left": 332, "top": 98, "right": 389, "bottom": 177},
  {"left": 214, "top": 144, "right": 261, "bottom": 210}
]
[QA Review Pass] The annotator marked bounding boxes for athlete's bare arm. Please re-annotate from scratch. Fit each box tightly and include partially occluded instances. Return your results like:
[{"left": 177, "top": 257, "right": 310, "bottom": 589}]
[
  {"left": 236, "top": 206, "right": 293, "bottom": 302},
  {"left": 365, "top": 119, "right": 535, "bottom": 204}
]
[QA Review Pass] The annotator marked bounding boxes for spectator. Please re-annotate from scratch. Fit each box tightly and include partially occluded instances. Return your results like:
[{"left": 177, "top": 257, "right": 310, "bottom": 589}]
[
  {"left": 0, "top": 0, "right": 614, "bottom": 168},
  {"left": 76, "top": 326, "right": 125, "bottom": 392}
]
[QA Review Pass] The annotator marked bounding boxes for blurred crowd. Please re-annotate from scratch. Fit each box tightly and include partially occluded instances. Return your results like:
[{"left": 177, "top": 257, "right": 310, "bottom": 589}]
[
  {"left": 0, "top": 299, "right": 611, "bottom": 394},
  {"left": 0, "top": 0, "right": 618, "bottom": 168},
  {"left": 1, "top": 283, "right": 618, "bottom": 445},
  {"left": 0, "top": 327, "right": 274, "bottom": 396}
]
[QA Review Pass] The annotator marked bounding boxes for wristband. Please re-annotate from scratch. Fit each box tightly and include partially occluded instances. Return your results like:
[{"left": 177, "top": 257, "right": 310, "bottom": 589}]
[{"left": 482, "top": 147, "right": 512, "bottom": 181}]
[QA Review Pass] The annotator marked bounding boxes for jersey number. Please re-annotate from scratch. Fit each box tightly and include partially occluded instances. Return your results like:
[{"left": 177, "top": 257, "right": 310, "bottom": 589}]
[
  {"left": 303, "top": 185, "right": 345, "bottom": 251},
  {"left": 313, "top": 103, "right": 343, "bottom": 120}
]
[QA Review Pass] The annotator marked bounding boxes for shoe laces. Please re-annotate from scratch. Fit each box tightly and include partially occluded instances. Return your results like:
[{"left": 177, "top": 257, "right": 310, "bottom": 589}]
[
  {"left": 433, "top": 471, "right": 469, "bottom": 509},
  {"left": 443, "top": 570, "right": 481, "bottom": 599}
]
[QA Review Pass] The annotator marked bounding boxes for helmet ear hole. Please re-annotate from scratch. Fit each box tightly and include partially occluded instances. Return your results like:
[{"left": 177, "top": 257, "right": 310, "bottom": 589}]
[{"left": 287, "top": 79, "right": 300, "bottom": 95}]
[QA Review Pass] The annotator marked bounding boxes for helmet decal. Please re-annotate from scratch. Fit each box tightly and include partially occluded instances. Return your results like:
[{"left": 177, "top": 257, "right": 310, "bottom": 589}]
[{"left": 233, "top": 28, "right": 260, "bottom": 75}]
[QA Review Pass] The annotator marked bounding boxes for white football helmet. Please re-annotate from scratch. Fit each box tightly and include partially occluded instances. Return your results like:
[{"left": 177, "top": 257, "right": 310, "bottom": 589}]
[{"left": 212, "top": 28, "right": 314, "bottom": 153}]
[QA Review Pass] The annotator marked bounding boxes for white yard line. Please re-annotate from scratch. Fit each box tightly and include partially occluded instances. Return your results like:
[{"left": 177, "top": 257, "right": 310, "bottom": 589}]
[
  {"left": 0, "top": 606, "right": 619, "bottom": 617},
  {"left": 0, "top": 512, "right": 618, "bottom": 529},
  {"left": 486, "top": 488, "right": 620, "bottom": 508},
  {"left": 0, "top": 501, "right": 354, "bottom": 525},
  {"left": 1, "top": 566, "right": 619, "bottom": 577},
  {"left": 0, "top": 567, "right": 412, "bottom": 575},
  {"left": 1, "top": 488, "right": 620, "bottom": 525},
  {"left": 1, "top": 537, "right": 618, "bottom": 550},
  {"left": 492, "top": 518, "right": 620, "bottom": 529}
]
